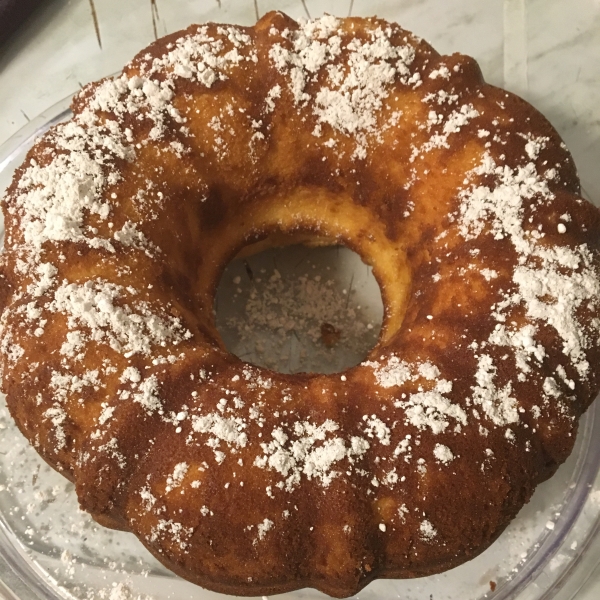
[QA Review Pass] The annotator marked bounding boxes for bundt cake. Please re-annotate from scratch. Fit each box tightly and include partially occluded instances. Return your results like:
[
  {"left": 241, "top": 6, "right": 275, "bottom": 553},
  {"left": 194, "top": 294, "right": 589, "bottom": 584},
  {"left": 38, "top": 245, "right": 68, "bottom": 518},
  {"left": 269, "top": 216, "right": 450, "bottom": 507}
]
[{"left": 1, "top": 11, "right": 600, "bottom": 598}]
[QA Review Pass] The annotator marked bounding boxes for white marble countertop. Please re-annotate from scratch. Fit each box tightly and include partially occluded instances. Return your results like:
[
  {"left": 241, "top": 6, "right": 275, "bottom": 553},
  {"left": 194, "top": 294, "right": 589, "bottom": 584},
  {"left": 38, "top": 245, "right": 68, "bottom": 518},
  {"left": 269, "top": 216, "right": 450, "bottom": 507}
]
[{"left": 0, "top": 1, "right": 599, "bottom": 599}]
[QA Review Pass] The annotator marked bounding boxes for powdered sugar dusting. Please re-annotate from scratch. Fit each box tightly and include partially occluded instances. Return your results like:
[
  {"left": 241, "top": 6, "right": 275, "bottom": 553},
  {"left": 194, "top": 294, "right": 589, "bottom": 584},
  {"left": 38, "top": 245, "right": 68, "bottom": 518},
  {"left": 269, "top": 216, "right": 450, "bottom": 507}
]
[
  {"left": 50, "top": 280, "right": 191, "bottom": 358},
  {"left": 420, "top": 519, "right": 437, "bottom": 541},
  {"left": 433, "top": 444, "right": 454, "bottom": 464},
  {"left": 270, "top": 17, "right": 420, "bottom": 159},
  {"left": 253, "top": 419, "right": 371, "bottom": 491},
  {"left": 365, "top": 357, "right": 466, "bottom": 434},
  {"left": 459, "top": 150, "right": 600, "bottom": 381}
]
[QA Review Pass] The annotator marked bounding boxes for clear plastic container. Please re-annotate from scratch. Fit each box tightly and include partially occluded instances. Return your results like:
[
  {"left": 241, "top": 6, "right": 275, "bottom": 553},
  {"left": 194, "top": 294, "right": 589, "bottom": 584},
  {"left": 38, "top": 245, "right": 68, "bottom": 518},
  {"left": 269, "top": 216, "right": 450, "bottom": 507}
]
[{"left": 1, "top": 1, "right": 600, "bottom": 599}]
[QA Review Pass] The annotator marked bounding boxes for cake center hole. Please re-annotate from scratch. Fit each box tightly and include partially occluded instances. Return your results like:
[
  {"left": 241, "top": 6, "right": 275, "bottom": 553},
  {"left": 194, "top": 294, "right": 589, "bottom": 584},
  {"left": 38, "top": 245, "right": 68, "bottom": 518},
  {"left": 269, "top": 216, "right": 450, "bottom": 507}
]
[{"left": 215, "top": 244, "right": 383, "bottom": 374}]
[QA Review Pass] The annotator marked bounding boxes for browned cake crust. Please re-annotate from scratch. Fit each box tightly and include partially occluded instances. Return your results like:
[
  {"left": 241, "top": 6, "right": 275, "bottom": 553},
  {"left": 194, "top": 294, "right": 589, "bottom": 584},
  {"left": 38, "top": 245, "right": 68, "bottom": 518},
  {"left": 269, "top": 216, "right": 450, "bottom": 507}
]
[{"left": 1, "top": 11, "right": 600, "bottom": 598}]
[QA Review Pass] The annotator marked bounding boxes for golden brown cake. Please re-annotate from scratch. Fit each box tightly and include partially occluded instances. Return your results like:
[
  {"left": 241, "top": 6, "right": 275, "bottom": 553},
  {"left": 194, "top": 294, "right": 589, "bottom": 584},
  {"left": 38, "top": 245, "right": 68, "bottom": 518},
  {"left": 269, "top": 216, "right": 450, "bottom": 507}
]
[{"left": 1, "top": 11, "right": 600, "bottom": 598}]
